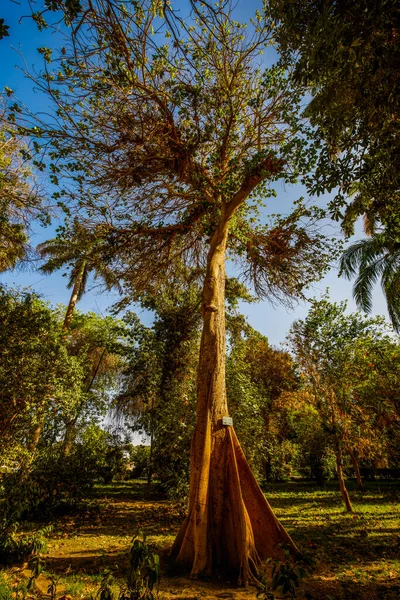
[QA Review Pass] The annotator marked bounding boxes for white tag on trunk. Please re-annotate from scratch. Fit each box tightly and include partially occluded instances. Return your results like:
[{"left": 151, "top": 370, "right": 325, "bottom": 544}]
[{"left": 222, "top": 416, "right": 233, "bottom": 426}]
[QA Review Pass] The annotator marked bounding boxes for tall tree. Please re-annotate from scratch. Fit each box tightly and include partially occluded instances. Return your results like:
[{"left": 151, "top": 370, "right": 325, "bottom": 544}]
[
  {"left": 38, "top": 221, "right": 114, "bottom": 331},
  {"left": 16, "top": 0, "right": 338, "bottom": 582},
  {"left": 288, "top": 295, "right": 394, "bottom": 511}
]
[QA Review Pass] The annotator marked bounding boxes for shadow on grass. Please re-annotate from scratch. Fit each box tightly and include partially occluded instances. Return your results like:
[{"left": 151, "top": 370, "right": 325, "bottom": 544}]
[
  {"left": 34, "top": 479, "right": 400, "bottom": 600},
  {"left": 93, "top": 479, "right": 164, "bottom": 500},
  {"left": 43, "top": 547, "right": 130, "bottom": 577}
]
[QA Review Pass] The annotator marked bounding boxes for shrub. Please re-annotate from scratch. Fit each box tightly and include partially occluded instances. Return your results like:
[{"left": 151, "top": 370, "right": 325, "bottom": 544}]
[{"left": 0, "top": 444, "right": 101, "bottom": 527}]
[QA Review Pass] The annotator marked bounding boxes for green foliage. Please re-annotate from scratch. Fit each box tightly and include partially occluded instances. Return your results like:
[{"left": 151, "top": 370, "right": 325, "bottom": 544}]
[
  {"left": 339, "top": 231, "right": 400, "bottom": 332},
  {"left": 0, "top": 285, "right": 84, "bottom": 457},
  {"left": 0, "top": 19, "right": 10, "bottom": 40},
  {"left": 288, "top": 294, "right": 400, "bottom": 484},
  {"left": 118, "top": 276, "right": 200, "bottom": 496},
  {"left": 165, "top": 473, "right": 189, "bottom": 515},
  {"left": 289, "top": 401, "right": 336, "bottom": 484},
  {"left": 130, "top": 446, "right": 150, "bottom": 480},
  {"left": 125, "top": 532, "right": 160, "bottom": 599},
  {"left": 91, "top": 533, "right": 160, "bottom": 600},
  {"left": 0, "top": 525, "right": 52, "bottom": 565},
  {"left": 270, "top": 0, "right": 400, "bottom": 236},
  {"left": 226, "top": 321, "right": 299, "bottom": 481},
  {"left": 0, "top": 126, "right": 47, "bottom": 271},
  {"left": 258, "top": 554, "right": 310, "bottom": 600},
  {"left": 0, "top": 435, "right": 104, "bottom": 528}
]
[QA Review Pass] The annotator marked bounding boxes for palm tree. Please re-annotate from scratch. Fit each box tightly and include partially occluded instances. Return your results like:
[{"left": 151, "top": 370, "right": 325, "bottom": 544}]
[
  {"left": 339, "top": 230, "right": 400, "bottom": 332},
  {"left": 38, "top": 223, "right": 120, "bottom": 455},
  {"left": 37, "top": 222, "right": 115, "bottom": 331}
]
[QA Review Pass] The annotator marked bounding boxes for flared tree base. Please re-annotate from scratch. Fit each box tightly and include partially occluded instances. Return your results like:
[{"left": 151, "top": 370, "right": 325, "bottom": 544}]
[{"left": 171, "top": 426, "right": 300, "bottom": 586}]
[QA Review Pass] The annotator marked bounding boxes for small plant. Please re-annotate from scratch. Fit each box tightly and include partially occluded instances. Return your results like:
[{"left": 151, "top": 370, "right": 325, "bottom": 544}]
[
  {"left": 26, "top": 553, "right": 44, "bottom": 593},
  {"left": 92, "top": 534, "right": 160, "bottom": 600},
  {"left": 47, "top": 572, "right": 61, "bottom": 600},
  {"left": 124, "top": 532, "right": 160, "bottom": 600},
  {"left": 257, "top": 554, "right": 310, "bottom": 600},
  {"left": 97, "top": 570, "right": 115, "bottom": 600}
]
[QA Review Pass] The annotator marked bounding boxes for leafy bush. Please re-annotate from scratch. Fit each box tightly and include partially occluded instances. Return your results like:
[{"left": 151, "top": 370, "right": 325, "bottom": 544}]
[
  {"left": 0, "top": 444, "right": 101, "bottom": 528},
  {"left": 264, "top": 439, "right": 295, "bottom": 483},
  {"left": 0, "top": 525, "right": 52, "bottom": 565},
  {"left": 164, "top": 473, "right": 189, "bottom": 514}
]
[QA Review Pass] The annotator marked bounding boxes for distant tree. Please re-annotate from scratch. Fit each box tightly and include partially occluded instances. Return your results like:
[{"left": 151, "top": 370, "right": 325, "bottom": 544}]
[
  {"left": 118, "top": 271, "right": 202, "bottom": 499},
  {"left": 0, "top": 286, "right": 83, "bottom": 463},
  {"left": 227, "top": 324, "right": 299, "bottom": 481},
  {"left": 59, "top": 310, "right": 125, "bottom": 457},
  {"left": 16, "top": 0, "right": 339, "bottom": 581},
  {"left": 288, "top": 295, "right": 396, "bottom": 510},
  {"left": 38, "top": 221, "right": 115, "bottom": 331},
  {"left": 0, "top": 124, "right": 46, "bottom": 271}
]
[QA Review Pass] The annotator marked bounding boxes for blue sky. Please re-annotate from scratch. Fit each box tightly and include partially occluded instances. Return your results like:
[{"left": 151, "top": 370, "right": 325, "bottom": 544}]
[{"left": 0, "top": 0, "right": 390, "bottom": 346}]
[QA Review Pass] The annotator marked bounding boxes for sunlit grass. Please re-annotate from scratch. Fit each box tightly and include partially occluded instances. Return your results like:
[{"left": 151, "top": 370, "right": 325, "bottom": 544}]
[{"left": 2, "top": 479, "right": 399, "bottom": 599}]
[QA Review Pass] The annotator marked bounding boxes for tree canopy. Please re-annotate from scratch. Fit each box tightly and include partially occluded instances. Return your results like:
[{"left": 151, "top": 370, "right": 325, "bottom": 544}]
[{"left": 270, "top": 0, "right": 400, "bottom": 235}]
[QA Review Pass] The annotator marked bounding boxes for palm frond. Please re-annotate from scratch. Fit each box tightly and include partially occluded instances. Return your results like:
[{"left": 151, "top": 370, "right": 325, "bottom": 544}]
[
  {"left": 353, "top": 257, "right": 386, "bottom": 313},
  {"left": 339, "top": 236, "right": 386, "bottom": 279},
  {"left": 381, "top": 254, "right": 400, "bottom": 332}
]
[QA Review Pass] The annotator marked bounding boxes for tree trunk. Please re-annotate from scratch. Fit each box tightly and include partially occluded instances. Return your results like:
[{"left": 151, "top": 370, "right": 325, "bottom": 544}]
[
  {"left": 63, "top": 262, "right": 85, "bottom": 332},
  {"left": 61, "top": 419, "right": 76, "bottom": 457},
  {"left": 146, "top": 402, "right": 154, "bottom": 499},
  {"left": 61, "top": 344, "right": 107, "bottom": 458},
  {"left": 335, "top": 447, "right": 353, "bottom": 512},
  {"left": 28, "top": 410, "right": 45, "bottom": 454},
  {"left": 171, "top": 215, "right": 299, "bottom": 585},
  {"left": 349, "top": 449, "right": 363, "bottom": 490}
]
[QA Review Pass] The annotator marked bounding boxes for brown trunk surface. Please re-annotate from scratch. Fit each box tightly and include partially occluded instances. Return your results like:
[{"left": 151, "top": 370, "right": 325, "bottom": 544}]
[
  {"left": 171, "top": 214, "right": 299, "bottom": 585},
  {"left": 146, "top": 417, "right": 154, "bottom": 500},
  {"left": 61, "top": 420, "right": 76, "bottom": 457},
  {"left": 63, "top": 263, "right": 85, "bottom": 332},
  {"left": 349, "top": 450, "right": 363, "bottom": 490},
  {"left": 336, "top": 448, "right": 353, "bottom": 512},
  {"left": 28, "top": 411, "right": 45, "bottom": 453}
]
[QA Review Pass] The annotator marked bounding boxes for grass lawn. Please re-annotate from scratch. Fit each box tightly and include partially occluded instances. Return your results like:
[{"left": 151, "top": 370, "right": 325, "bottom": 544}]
[{"left": 1, "top": 479, "right": 399, "bottom": 600}]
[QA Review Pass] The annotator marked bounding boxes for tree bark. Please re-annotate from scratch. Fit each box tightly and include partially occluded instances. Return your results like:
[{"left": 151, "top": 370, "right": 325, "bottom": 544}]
[
  {"left": 146, "top": 400, "right": 155, "bottom": 499},
  {"left": 336, "top": 447, "right": 353, "bottom": 512},
  {"left": 61, "top": 419, "right": 76, "bottom": 457},
  {"left": 28, "top": 410, "right": 45, "bottom": 454},
  {"left": 63, "top": 261, "right": 85, "bottom": 332},
  {"left": 171, "top": 213, "right": 299, "bottom": 584},
  {"left": 349, "top": 449, "right": 363, "bottom": 490}
]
